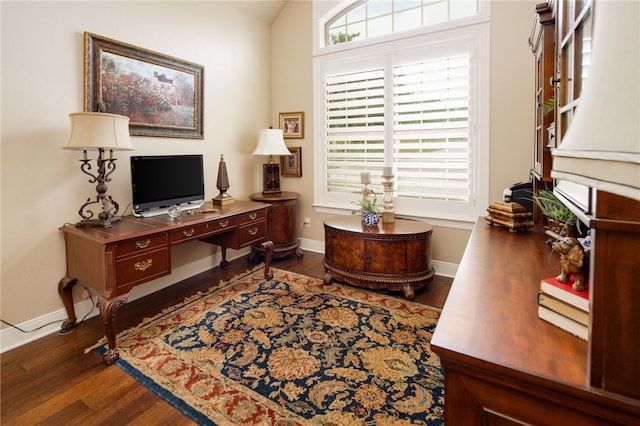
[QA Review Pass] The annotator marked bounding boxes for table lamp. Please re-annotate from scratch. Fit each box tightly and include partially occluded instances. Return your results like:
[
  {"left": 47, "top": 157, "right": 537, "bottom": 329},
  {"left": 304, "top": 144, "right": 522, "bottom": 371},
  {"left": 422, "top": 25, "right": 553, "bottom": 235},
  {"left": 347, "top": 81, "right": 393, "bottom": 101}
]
[
  {"left": 252, "top": 127, "right": 291, "bottom": 194},
  {"left": 63, "top": 112, "right": 134, "bottom": 227}
]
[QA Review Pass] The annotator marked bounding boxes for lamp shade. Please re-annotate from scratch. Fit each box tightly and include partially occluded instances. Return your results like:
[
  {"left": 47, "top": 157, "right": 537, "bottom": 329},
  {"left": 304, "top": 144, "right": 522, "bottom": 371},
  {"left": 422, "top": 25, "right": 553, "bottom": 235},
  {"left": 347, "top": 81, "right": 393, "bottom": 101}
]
[
  {"left": 551, "top": 1, "right": 640, "bottom": 201},
  {"left": 251, "top": 128, "right": 291, "bottom": 157},
  {"left": 64, "top": 112, "right": 134, "bottom": 151}
]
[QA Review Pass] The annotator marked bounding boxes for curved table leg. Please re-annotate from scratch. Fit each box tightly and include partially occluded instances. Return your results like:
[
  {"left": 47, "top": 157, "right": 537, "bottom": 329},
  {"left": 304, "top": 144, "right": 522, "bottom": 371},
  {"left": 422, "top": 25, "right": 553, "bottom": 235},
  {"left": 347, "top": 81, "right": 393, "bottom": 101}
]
[
  {"left": 219, "top": 246, "right": 230, "bottom": 268},
  {"left": 57, "top": 277, "right": 78, "bottom": 334},
  {"left": 262, "top": 240, "right": 274, "bottom": 280},
  {"left": 97, "top": 294, "right": 129, "bottom": 365},
  {"left": 402, "top": 283, "right": 416, "bottom": 300},
  {"left": 323, "top": 270, "right": 334, "bottom": 285}
]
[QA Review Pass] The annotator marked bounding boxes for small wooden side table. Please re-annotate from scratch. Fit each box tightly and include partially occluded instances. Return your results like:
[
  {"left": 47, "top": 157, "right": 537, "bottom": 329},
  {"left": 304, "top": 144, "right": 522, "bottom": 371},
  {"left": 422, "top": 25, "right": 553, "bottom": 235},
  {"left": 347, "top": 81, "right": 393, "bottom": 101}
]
[
  {"left": 323, "top": 215, "right": 434, "bottom": 299},
  {"left": 249, "top": 191, "right": 303, "bottom": 261}
]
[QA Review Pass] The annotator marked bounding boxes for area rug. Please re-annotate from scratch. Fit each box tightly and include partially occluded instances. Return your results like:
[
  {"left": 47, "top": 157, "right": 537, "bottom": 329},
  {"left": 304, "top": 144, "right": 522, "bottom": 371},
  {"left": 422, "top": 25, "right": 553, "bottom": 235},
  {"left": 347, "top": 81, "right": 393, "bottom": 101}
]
[{"left": 91, "top": 266, "right": 444, "bottom": 425}]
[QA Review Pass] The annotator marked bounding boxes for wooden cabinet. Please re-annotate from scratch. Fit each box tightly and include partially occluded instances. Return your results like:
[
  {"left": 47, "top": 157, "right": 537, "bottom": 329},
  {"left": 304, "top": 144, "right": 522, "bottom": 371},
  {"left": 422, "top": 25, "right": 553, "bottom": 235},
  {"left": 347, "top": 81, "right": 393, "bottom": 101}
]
[
  {"left": 432, "top": 2, "right": 640, "bottom": 420},
  {"left": 249, "top": 191, "right": 303, "bottom": 260},
  {"left": 322, "top": 216, "right": 434, "bottom": 300},
  {"left": 579, "top": 191, "right": 640, "bottom": 400},
  {"left": 528, "top": 1, "right": 556, "bottom": 223},
  {"left": 431, "top": 222, "right": 640, "bottom": 424}
]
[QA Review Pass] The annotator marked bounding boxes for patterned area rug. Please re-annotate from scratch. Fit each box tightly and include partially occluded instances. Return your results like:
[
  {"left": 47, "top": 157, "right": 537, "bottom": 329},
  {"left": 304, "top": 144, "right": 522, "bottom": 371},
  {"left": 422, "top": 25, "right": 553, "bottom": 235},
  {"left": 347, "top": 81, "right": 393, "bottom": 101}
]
[{"left": 92, "top": 266, "right": 444, "bottom": 425}]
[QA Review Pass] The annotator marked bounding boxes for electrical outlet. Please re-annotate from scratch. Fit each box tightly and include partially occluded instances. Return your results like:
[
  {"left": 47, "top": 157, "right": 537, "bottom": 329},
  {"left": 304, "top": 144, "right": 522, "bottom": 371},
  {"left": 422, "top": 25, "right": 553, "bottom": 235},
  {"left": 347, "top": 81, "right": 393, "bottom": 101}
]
[
  {"left": 82, "top": 288, "right": 90, "bottom": 299},
  {"left": 303, "top": 217, "right": 311, "bottom": 228}
]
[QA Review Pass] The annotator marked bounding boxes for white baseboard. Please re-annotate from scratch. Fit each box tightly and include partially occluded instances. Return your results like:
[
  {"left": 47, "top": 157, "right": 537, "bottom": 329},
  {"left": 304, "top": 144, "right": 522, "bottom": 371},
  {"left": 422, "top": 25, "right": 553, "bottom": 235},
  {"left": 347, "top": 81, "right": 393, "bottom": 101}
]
[
  {"left": 1, "top": 239, "right": 457, "bottom": 353},
  {"left": 0, "top": 250, "right": 233, "bottom": 354}
]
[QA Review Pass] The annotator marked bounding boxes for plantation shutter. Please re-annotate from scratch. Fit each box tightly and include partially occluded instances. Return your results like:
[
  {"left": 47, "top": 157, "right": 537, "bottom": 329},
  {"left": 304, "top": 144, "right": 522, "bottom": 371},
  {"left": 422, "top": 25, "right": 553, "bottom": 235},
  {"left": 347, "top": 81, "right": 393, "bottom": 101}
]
[
  {"left": 325, "top": 69, "right": 386, "bottom": 195},
  {"left": 392, "top": 55, "right": 471, "bottom": 202},
  {"left": 316, "top": 24, "right": 487, "bottom": 221}
]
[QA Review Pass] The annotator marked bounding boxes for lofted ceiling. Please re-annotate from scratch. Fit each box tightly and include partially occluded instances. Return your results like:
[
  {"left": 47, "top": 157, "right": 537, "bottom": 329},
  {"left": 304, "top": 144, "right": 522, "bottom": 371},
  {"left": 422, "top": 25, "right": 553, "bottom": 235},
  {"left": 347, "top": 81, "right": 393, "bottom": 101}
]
[{"left": 225, "top": 0, "right": 289, "bottom": 25}]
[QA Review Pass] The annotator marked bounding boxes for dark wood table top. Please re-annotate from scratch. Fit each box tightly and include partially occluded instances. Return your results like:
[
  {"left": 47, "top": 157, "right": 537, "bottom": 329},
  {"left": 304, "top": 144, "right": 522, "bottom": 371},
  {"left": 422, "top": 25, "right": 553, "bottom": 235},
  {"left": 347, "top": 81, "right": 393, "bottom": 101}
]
[
  {"left": 324, "top": 215, "right": 432, "bottom": 235},
  {"left": 431, "top": 220, "right": 593, "bottom": 391}
]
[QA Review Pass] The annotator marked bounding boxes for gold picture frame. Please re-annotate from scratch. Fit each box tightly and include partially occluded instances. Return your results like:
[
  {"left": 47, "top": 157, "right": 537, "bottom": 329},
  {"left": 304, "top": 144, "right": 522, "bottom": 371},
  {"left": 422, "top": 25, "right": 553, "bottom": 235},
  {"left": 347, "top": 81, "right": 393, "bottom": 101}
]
[
  {"left": 84, "top": 32, "right": 204, "bottom": 138},
  {"left": 281, "top": 147, "right": 302, "bottom": 177},
  {"left": 279, "top": 111, "right": 304, "bottom": 139}
]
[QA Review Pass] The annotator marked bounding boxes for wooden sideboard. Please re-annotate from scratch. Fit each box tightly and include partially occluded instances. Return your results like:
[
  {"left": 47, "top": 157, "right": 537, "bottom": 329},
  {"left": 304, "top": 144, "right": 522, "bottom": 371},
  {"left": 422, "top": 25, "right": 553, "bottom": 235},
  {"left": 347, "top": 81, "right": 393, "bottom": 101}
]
[
  {"left": 249, "top": 191, "right": 303, "bottom": 261},
  {"left": 431, "top": 221, "right": 640, "bottom": 424},
  {"left": 322, "top": 216, "right": 434, "bottom": 299},
  {"left": 58, "top": 200, "right": 273, "bottom": 365}
]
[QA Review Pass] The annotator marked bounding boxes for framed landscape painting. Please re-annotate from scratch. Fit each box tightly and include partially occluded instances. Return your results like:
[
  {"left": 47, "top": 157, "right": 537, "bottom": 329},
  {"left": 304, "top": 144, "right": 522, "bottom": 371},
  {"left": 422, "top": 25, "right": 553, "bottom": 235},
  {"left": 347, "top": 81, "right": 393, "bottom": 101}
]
[{"left": 84, "top": 32, "right": 204, "bottom": 138}]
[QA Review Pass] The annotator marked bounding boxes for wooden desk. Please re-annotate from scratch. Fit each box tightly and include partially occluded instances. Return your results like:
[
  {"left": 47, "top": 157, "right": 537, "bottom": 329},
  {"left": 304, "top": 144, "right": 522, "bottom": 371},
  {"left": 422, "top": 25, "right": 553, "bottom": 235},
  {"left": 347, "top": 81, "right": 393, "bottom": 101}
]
[
  {"left": 323, "top": 216, "right": 434, "bottom": 299},
  {"left": 58, "top": 200, "right": 273, "bottom": 365},
  {"left": 430, "top": 221, "right": 640, "bottom": 424}
]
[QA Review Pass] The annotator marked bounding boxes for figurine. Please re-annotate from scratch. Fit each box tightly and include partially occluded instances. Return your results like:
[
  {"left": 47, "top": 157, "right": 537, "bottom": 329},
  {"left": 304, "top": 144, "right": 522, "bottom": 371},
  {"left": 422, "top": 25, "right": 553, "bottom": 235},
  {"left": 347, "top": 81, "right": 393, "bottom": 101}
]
[{"left": 552, "top": 236, "right": 588, "bottom": 291}]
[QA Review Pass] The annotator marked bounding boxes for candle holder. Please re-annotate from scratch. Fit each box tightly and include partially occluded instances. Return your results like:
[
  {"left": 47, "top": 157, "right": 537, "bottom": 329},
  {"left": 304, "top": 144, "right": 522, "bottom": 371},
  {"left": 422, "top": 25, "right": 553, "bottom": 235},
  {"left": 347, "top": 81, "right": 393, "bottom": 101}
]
[
  {"left": 361, "top": 183, "right": 373, "bottom": 203},
  {"left": 381, "top": 171, "right": 395, "bottom": 223}
]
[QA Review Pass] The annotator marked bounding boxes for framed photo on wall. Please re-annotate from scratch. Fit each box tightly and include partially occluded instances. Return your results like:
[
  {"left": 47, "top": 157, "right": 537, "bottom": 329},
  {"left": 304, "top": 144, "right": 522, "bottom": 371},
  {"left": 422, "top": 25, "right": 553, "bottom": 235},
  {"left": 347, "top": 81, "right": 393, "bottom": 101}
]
[
  {"left": 279, "top": 111, "right": 304, "bottom": 139},
  {"left": 281, "top": 147, "right": 302, "bottom": 177},
  {"left": 84, "top": 32, "right": 204, "bottom": 138}
]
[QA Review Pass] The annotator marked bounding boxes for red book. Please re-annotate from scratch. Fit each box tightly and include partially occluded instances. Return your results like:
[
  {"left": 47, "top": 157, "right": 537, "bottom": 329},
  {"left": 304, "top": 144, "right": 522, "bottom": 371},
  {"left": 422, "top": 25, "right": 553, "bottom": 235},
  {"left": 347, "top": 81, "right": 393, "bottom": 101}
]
[{"left": 539, "top": 276, "right": 589, "bottom": 312}]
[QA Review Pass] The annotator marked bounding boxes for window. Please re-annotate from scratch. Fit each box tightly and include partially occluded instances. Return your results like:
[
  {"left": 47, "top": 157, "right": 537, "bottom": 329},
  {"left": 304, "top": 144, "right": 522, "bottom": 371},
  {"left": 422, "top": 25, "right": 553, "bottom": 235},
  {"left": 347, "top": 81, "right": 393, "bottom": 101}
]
[
  {"left": 326, "top": 0, "right": 479, "bottom": 46},
  {"left": 315, "top": 1, "right": 489, "bottom": 224}
]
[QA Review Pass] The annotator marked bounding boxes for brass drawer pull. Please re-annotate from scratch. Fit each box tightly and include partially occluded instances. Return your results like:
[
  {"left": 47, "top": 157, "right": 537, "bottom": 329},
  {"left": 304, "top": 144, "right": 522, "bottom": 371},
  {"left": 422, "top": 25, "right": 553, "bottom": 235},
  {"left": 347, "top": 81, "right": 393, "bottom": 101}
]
[
  {"left": 134, "top": 259, "right": 153, "bottom": 272},
  {"left": 249, "top": 212, "right": 257, "bottom": 220},
  {"left": 218, "top": 220, "right": 229, "bottom": 228},
  {"left": 183, "top": 228, "right": 195, "bottom": 237},
  {"left": 135, "top": 239, "right": 150, "bottom": 249},
  {"left": 248, "top": 227, "right": 258, "bottom": 236}
]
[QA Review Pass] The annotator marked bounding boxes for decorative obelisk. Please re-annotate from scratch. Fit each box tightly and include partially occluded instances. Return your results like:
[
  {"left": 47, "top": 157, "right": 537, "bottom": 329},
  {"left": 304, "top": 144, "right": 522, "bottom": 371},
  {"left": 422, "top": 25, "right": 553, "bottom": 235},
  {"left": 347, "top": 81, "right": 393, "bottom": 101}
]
[{"left": 212, "top": 154, "right": 234, "bottom": 205}]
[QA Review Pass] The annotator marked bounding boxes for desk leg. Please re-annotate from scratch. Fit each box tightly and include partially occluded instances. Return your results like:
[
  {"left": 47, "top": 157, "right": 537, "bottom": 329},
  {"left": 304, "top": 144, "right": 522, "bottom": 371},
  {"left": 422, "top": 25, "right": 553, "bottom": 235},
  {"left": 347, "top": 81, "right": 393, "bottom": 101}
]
[
  {"left": 97, "top": 294, "right": 129, "bottom": 365},
  {"left": 262, "top": 240, "right": 274, "bottom": 280},
  {"left": 220, "top": 246, "right": 230, "bottom": 268},
  {"left": 58, "top": 277, "right": 78, "bottom": 334}
]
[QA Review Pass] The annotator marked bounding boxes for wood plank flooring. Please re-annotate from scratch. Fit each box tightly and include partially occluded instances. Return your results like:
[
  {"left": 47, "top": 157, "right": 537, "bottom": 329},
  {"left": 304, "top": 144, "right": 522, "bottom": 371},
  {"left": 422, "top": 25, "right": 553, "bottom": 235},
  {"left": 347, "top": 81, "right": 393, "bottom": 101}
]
[{"left": 1, "top": 251, "right": 452, "bottom": 425}]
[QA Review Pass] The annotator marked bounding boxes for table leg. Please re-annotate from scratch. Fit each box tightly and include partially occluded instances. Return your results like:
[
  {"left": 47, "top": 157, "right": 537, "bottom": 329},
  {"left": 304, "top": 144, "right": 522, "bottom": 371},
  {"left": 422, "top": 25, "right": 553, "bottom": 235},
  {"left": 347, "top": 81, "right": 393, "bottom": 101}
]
[
  {"left": 97, "top": 294, "right": 129, "bottom": 365},
  {"left": 262, "top": 240, "right": 274, "bottom": 280},
  {"left": 220, "top": 246, "right": 230, "bottom": 268},
  {"left": 402, "top": 283, "right": 415, "bottom": 300},
  {"left": 57, "top": 277, "right": 78, "bottom": 334}
]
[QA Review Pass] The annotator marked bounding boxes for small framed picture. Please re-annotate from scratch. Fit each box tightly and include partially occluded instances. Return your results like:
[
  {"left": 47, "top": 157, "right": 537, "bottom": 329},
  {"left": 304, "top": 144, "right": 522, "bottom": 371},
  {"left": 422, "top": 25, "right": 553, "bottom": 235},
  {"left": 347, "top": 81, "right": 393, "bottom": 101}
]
[
  {"left": 281, "top": 147, "right": 302, "bottom": 177},
  {"left": 279, "top": 112, "right": 304, "bottom": 139}
]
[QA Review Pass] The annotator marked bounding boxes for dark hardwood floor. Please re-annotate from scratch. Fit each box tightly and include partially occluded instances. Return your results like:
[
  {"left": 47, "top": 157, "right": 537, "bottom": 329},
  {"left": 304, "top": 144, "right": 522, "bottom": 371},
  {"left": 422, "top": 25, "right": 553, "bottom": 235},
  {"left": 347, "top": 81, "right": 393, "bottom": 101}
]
[{"left": 1, "top": 251, "right": 452, "bottom": 425}]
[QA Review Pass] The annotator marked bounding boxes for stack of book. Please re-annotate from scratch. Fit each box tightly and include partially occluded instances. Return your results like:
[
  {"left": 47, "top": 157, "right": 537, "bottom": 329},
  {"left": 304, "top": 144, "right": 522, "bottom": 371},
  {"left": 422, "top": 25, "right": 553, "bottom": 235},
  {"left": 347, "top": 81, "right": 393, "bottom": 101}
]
[{"left": 537, "top": 276, "right": 589, "bottom": 340}]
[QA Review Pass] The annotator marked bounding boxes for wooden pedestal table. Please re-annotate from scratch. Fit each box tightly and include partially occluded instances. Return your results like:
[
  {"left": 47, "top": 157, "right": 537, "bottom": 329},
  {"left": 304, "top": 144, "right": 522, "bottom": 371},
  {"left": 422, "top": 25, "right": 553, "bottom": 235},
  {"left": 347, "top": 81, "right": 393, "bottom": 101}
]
[
  {"left": 249, "top": 191, "right": 303, "bottom": 261},
  {"left": 323, "top": 216, "right": 434, "bottom": 299},
  {"left": 58, "top": 201, "right": 273, "bottom": 365}
]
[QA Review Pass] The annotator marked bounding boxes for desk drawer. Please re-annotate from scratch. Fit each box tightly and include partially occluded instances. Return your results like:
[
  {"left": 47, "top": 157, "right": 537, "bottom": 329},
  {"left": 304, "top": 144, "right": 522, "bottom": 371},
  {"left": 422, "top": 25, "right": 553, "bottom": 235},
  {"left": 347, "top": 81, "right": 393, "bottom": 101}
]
[
  {"left": 171, "top": 218, "right": 236, "bottom": 244},
  {"left": 116, "top": 248, "right": 170, "bottom": 291},
  {"left": 237, "top": 209, "right": 266, "bottom": 225},
  {"left": 238, "top": 220, "right": 267, "bottom": 247},
  {"left": 116, "top": 233, "right": 167, "bottom": 258}
]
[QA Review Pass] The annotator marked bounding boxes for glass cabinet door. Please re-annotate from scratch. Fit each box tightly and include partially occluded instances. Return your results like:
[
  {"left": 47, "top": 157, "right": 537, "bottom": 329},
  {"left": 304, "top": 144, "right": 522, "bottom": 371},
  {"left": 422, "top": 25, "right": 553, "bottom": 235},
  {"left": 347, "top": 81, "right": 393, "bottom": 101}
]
[{"left": 556, "top": 0, "right": 593, "bottom": 142}]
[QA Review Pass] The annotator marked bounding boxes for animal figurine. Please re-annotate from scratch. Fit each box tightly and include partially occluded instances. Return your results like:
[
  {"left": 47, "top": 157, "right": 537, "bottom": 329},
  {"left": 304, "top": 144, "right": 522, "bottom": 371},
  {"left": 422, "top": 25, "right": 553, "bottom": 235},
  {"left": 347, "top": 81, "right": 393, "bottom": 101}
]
[{"left": 551, "top": 236, "right": 588, "bottom": 291}]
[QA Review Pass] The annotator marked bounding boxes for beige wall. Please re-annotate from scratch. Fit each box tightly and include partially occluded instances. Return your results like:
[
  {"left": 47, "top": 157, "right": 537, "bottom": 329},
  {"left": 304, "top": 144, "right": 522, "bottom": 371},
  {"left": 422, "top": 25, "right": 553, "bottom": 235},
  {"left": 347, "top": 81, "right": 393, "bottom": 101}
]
[
  {"left": 274, "top": 0, "right": 536, "bottom": 265},
  {"left": 1, "top": 0, "right": 536, "bottom": 341},
  {"left": 1, "top": 1, "right": 274, "bottom": 330}
]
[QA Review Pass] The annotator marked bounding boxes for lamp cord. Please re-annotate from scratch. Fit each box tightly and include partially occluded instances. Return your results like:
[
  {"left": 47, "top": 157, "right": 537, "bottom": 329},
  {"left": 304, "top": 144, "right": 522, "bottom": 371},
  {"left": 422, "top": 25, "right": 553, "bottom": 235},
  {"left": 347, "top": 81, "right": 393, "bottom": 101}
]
[{"left": 1, "top": 288, "right": 95, "bottom": 334}]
